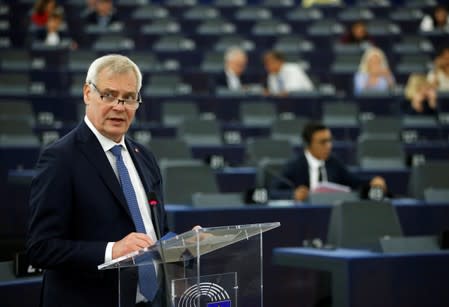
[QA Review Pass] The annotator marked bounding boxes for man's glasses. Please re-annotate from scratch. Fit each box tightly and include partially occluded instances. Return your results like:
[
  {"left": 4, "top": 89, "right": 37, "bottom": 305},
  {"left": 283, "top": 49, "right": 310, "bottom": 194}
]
[
  {"left": 316, "top": 138, "right": 333, "bottom": 145},
  {"left": 88, "top": 81, "right": 142, "bottom": 110}
]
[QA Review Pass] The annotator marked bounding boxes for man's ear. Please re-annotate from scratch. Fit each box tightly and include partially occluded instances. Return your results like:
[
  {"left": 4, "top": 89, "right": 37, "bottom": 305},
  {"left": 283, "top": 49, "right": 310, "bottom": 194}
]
[{"left": 83, "top": 83, "right": 90, "bottom": 105}]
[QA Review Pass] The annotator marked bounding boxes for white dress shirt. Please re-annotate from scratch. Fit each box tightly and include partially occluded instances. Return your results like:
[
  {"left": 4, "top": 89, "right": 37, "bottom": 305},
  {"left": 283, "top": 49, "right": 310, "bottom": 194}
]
[
  {"left": 420, "top": 15, "right": 449, "bottom": 32},
  {"left": 45, "top": 32, "right": 60, "bottom": 46},
  {"left": 305, "top": 150, "right": 327, "bottom": 191},
  {"left": 225, "top": 68, "right": 242, "bottom": 90},
  {"left": 427, "top": 69, "right": 449, "bottom": 92},
  {"left": 84, "top": 116, "right": 158, "bottom": 303},
  {"left": 267, "top": 62, "right": 314, "bottom": 94}
]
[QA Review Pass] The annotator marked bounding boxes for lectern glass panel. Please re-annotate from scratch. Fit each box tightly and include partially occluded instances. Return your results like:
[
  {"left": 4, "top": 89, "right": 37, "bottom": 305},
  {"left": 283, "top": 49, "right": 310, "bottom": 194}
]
[{"left": 99, "top": 222, "right": 280, "bottom": 307}]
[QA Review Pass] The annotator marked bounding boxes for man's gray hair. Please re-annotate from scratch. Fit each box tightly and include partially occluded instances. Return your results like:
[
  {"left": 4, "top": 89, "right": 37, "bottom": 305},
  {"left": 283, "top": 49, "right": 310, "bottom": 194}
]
[
  {"left": 85, "top": 54, "right": 142, "bottom": 91},
  {"left": 224, "top": 47, "right": 246, "bottom": 62}
]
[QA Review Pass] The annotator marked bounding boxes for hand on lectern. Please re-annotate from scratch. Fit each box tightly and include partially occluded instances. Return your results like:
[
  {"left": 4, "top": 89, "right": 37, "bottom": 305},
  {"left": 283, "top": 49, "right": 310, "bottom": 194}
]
[{"left": 112, "top": 232, "right": 155, "bottom": 259}]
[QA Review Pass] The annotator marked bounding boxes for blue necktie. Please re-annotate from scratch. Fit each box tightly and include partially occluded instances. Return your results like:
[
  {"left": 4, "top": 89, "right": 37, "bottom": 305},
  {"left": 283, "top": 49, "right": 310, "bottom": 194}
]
[
  {"left": 110, "top": 145, "right": 158, "bottom": 301},
  {"left": 277, "top": 74, "right": 284, "bottom": 93}
]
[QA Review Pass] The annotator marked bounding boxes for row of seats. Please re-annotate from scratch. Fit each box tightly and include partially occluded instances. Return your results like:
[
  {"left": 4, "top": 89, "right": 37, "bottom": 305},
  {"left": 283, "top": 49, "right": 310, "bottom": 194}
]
[
  {"left": 2, "top": 93, "right": 449, "bottom": 125},
  {"left": 2, "top": 157, "right": 449, "bottom": 206}
]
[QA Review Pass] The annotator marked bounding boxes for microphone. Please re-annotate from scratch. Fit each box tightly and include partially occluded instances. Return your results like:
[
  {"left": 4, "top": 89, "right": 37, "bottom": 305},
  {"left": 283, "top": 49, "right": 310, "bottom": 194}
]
[
  {"left": 147, "top": 191, "right": 170, "bottom": 303},
  {"left": 147, "top": 191, "right": 162, "bottom": 241},
  {"left": 245, "top": 165, "right": 296, "bottom": 203},
  {"left": 261, "top": 165, "right": 296, "bottom": 190}
]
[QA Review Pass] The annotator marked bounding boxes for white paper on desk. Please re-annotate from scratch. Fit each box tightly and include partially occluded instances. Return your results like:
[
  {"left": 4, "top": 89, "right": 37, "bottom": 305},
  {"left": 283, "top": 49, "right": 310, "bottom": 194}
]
[{"left": 312, "top": 181, "right": 351, "bottom": 193}]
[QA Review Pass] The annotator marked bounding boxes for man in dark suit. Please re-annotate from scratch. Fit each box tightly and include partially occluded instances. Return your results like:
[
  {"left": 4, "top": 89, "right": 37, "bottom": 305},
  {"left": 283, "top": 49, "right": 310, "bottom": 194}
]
[
  {"left": 215, "top": 47, "right": 248, "bottom": 90},
  {"left": 84, "top": 0, "right": 120, "bottom": 28},
  {"left": 271, "top": 121, "right": 387, "bottom": 201},
  {"left": 27, "top": 55, "right": 181, "bottom": 307}
]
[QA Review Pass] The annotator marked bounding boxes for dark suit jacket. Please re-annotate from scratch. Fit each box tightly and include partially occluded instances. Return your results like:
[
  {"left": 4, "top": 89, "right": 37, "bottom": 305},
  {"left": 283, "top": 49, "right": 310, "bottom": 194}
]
[
  {"left": 26, "top": 122, "right": 170, "bottom": 307},
  {"left": 85, "top": 11, "right": 120, "bottom": 27},
  {"left": 215, "top": 71, "right": 249, "bottom": 89},
  {"left": 271, "top": 152, "right": 364, "bottom": 192}
]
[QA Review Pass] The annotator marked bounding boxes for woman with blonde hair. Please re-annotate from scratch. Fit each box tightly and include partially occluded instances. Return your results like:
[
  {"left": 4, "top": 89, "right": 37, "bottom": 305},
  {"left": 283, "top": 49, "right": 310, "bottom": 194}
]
[
  {"left": 354, "top": 47, "right": 395, "bottom": 95},
  {"left": 405, "top": 73, "right": 437, "bottom": 114}
]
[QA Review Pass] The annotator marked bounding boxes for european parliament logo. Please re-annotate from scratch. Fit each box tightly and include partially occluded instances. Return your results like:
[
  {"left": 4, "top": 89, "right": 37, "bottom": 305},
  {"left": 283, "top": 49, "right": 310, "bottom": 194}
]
[{"left": 178, "top": 282, "right": 232, "bottom": 307}]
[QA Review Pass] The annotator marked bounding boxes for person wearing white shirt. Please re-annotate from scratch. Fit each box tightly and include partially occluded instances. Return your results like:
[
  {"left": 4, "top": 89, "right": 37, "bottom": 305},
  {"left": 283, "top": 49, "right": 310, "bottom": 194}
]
[
  {"left": 427, "top": 46, "right": 449, "bottom": 92},
  {"left": 420, "top": 5, "right": 449, "bottom": 32},
  {"left": 271, "top": 122, "right": 388, "bottom": 202},
  {"left": 263, "top": 50, "right": 314, "bottom": 96}
]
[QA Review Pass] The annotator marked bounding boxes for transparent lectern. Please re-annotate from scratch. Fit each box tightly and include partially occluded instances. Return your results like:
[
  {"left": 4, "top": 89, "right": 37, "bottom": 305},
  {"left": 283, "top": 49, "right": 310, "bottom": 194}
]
[{"left": 99, "top": 222, "right": 280, "bottom": 307}]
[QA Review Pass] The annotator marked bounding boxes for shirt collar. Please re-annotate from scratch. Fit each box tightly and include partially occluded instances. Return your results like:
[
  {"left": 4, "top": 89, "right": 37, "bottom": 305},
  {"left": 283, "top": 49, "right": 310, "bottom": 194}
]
[
  {"left": 304, "top": 149, "right": 324, "bottom": 169},
  {"left": 225, "top": 68, "right": 238, "bottom": 79},
  {"left": 84, "top": 116, "right": 126, "bottom": 153}
]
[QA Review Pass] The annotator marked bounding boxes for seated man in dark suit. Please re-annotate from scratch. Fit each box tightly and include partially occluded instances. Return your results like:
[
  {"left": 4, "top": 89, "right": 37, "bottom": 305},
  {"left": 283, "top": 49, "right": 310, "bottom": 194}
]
[
  {"left": 84, "top": 0, "right": 120, "bottom": 29},
  {"left": 215, "top": 47, "right": 248, "bottom": 90},
  {"left": 271, "top": 121, "right": 387, "bottom": 202}
]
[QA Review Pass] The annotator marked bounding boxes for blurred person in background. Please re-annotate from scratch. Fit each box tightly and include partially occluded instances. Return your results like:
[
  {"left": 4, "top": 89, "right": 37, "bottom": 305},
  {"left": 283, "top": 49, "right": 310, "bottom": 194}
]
[
  {"left": 263, "top": 50, "right": 314, "bottom": 97},
  {"left": 427, "top": 46, "right": 449, "bottom": 92},
  {"left": 420, "top": 4, "right": 449, "bottom": 32},
  {"left": 271, "top": 121, "right": 388, "bottom": 202},
  {"left": 31, "top": 0, "right": 58, "bottom": 27},
  {"left": 404, "top": 73, "right": 438, "bottom": 115},
  {"left": 33, "top": 11, "right": 77, "bottom": 49},
  {"left": 82, "top": 0, "right": 97, "bottom": 18},
  {"left": 354, "top": 47, "right": 395, "bottom": 95},
  {"left": 302, "top": 0, "right": 341, "bottom": 8},
  {"left": 85, "top": 0, "right": 120, "bottom": 29},
  {"left": 340, "top": 21, "right": 374, "bottom": 47},
  {"left": 216, "top": 47, "right": 248, "bottom": 91}
]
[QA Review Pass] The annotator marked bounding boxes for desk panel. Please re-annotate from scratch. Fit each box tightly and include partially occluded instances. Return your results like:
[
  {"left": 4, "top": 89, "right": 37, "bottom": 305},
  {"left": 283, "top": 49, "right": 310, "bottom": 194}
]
[
  {"left": 273, "top": 247, "right": 449, "bottom": 307},
  {"left": 166, "top": 203, "right": 449, "bottom": 307}
]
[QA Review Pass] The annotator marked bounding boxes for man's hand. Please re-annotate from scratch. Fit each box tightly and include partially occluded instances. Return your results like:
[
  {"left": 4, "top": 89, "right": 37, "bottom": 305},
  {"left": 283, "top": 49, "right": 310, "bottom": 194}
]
[
  {"left": 112, "top": 232, "right": 154, "bottom": 259},
  {"left": 294, "top": 185, "right": 309, "bottom": 202}
]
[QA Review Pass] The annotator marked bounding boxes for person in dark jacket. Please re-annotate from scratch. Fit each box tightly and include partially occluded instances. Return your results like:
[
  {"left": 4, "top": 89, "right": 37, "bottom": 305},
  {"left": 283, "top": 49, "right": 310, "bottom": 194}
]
[{"left": 271, "top": 121, "right": 388, "bottom": 201}]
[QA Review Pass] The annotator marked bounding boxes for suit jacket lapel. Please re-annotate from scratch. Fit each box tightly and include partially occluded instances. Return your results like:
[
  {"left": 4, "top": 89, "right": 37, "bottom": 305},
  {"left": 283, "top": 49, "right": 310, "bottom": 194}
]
[
  {"left": 75, "top": 122, "right": 132, "bottom": 219},
  {"left": 125, "top": 139, "right": 152, "bottom": 198}
]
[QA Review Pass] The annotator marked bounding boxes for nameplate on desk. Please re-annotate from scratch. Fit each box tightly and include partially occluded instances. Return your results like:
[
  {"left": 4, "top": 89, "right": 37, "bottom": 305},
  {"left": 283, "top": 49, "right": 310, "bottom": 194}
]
[{"left": 14, "top": 252, "right": 43, "bottom": 277}]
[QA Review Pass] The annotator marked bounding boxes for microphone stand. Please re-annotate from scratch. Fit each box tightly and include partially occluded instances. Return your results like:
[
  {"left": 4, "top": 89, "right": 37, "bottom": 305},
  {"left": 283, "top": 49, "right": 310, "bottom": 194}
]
[{"left": 147, "top": 192, "right": 171, "bottom": 307}]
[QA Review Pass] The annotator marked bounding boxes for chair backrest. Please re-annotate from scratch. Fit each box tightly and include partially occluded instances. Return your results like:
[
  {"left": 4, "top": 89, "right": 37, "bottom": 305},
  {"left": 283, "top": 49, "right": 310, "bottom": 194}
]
[
  {"left": 92, "top": 34, "right": 135, "bottom": 52},
  {"left": 308, "top": 191, "right": 360, "bottom": 205},
  {"left": 380, "top": 235, "right": 440, "bottom": 253},
  {"left": 147, "top": 138, "right": 192, "bottom": 161},
  {"left": 153, "top": 35, "right": 196, "bottom": 52},
  {"left": 327, "top": 200, "right": 403, "bottom": 251},
  {"left": 0, "top": 73, "right": 30, "bottom": 96},
  {"left": 271, "top": 118, "right": 306, "bottom": 146},
  {"left": 178, "top": 119, "right": 222, "bottom": 146},
  {"left": 360, "top": 117, "right": 402, "bottom": 140},
  {"left": 161, "top": 161, "right": 218, "bottom": 204},
  {"left": 192, "top": 192, "right": 244, "bottom": 208},
  {"left": 214, "top": 35, "right": 255, "bottom": 52},
  {"left": 424, "top": 188, "right": 449, "bottom": 204},
  {"left": 409, "top": 161, "right": 449, "bottom": 199},
  {"left": 197, "top": 19, "right": 236, "bottom": 36},
  {"left": 0, "top": 118, "right": 34, "bottom": 135},
  {"left": 0, "top": 100, "right": 34, "bottom": 121},
  {"left": 357, "top": 138, "right": 405, "bottom": 169},
  {"left": 240, "top": 102, "right": 276, "bottom": 127},
  {"left": 162, "top": 101, "right": 199, "bottom": 126},
  {"left": 322, "top": 103, "right": 359, "bottom": 126},
  {"left": 68, "top": 50, "right": 97, "bottom": 72},
  {"left": 246, "top": 138, "right": 292, "bottom": 164}
]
